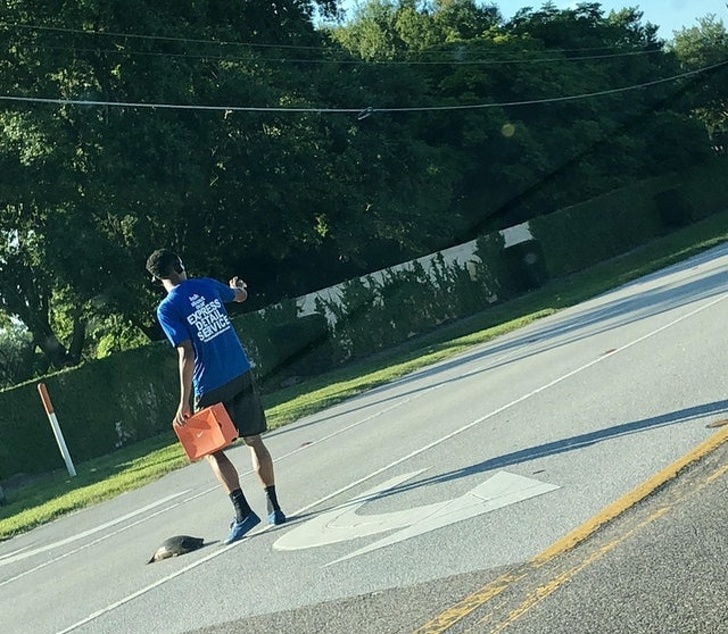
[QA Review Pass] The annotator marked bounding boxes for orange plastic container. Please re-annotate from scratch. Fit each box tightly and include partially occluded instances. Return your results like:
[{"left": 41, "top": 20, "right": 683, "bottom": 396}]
[{"left": 173, "top": 403, "right": 238, "bottom": 461}]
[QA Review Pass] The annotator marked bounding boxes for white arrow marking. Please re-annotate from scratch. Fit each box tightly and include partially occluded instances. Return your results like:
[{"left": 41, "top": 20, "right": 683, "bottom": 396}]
[{"left": 273, "top": 470, "right": 559, "bottom": 564}]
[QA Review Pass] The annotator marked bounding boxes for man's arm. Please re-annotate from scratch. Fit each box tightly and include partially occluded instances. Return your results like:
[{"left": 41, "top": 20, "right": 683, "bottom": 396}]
[
  {"left": 174, "top": 340, "right": 195, "bottom": 426},
  {"left": 228, "top": 276, "right": 248, "bottom": 303}
]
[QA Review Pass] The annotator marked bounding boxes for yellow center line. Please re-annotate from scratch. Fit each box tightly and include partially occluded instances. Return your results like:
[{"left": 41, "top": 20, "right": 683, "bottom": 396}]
[
  {"left": 410, "top": 424, "right": 728, "bottom": 634},
  {"left": 410, "top": 571, "right": 529, "bottom": 634},
  {"left": 487, "top": 458, "right": 728, "bottom": 632},
  {"left": 534, "top": 424, "right": 728, "bottom": 567},
  {"left": 485, "top": 508, "right": 670, "bottom": 634},
  {"left": 706, "top": 463, "right": 728, "bottom": 483}
]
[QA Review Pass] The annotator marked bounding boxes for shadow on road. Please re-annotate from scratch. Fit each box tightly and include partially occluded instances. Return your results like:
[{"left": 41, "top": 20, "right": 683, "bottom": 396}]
[
  {"left": 383, "top": 398, "right": 728, "bottom": 496},
  {"left": 270, "top": 249, "right": 728, "bottom": 437}
]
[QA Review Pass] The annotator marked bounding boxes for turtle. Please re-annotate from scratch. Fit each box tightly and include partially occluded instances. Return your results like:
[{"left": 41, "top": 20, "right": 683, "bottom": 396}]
[{"left": 147, "top": 535, "right": 205, "bottom": 564}]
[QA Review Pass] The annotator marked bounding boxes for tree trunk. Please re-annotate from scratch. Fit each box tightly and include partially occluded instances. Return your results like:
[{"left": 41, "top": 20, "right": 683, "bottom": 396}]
[
  {"left": 67, "top": 316, "right": 86, "bottom": 365},
  {"left": 33, "top": 328, "right": 73, "bottom": 369}
]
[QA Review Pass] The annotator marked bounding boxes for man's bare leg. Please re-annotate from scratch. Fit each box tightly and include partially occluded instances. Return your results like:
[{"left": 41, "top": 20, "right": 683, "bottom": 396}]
[
  {"left": 207, "top": 450, "right": 261, "bottom": 542},
  {"left": 244, "top": 434, "right": 285, "bottom": 524},
  {"left": 206, "top": 451, "right": 241, "bottom": 494},
  {"left": 243, "top": 434, "right": 274, "bottom": 487}
]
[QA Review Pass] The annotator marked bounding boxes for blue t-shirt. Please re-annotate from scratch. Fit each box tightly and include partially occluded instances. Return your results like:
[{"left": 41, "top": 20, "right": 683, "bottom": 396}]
[{"left": 156, "top": 277, "right": 251, "bottom": 397}]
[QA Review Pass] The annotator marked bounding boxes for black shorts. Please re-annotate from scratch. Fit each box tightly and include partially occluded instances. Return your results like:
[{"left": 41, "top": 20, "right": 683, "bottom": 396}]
[{"left": 195, "top": 371, "right": 267, "bottom": 438}]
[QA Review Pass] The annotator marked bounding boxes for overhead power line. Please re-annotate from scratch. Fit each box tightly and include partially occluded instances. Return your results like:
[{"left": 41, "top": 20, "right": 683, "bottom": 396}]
[
  {"left": 10, "top": 42, "right": 666, "bottom": 66},
  {"left": 1, "top": 21, "right": 324, "bottom": 51},
  {"left": 0, "top": 60, "right": 723, "bottom": 116},
  {"left": 1, "top": 20, "right": 666, "bottom": 64}
]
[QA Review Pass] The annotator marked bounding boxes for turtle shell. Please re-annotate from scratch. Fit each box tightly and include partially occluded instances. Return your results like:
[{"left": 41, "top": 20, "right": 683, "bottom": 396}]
[{"left": 147, "top": 535, "right": 205, "bottom": 564}]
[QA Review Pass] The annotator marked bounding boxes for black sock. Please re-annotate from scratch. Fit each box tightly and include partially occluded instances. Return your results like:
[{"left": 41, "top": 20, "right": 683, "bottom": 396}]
[
  {"left": 229, "top": 489, "right": 251, "bottom": 522},
  {"left": 265, "top": 485, "right": 281, "bottom": 515}
]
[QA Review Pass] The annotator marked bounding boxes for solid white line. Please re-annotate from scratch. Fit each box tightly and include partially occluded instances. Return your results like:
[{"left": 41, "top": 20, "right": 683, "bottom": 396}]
[
  {"left": 262, "top": 342, "right": 527, "bottom": 462},
  {"left": 289, "top": 292, "right": 728, "bottom": 517},
  {"left": 53, "top": 540, "right": 241, "bottom": 634},
  {"left": 0, "top": 544, "right": 32, "bottom": 561},
  {"left": 4, "top": 343, "right": 520, "bottom": 591},
  {"left": 53, "top": 290, "right": 728, "bottom": 634},
  {"left": 0, "top": 491, "right": 190, "bottom": 567},
  {"left": 0, "top": 500, "right": 186, "bottom": 587}
]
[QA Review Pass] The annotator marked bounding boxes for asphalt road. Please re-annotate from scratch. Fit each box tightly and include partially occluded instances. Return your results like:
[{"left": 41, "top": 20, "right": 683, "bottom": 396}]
[
  {"left": 186, "top": 428, "right": 728, "bottom": 634},
  {"left": 461, "top": 431, "right": 728, "bottom": 634},
  {"left": 1, "top": 242, "right": 727, "bottom": 634}
]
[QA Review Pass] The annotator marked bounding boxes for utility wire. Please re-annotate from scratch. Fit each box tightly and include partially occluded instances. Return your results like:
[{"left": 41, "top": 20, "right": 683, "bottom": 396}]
[
  {"left": 1, "top": 21, "right": 325, "bottom": 51},
  {"left": 1, "top": 20, "right": 666, "bottom": 61},
  {"left": 0, "top": 60, "right": 722, "bottom": 115},
  {"left": 376, "top": 60, "right": 728, "bottom": 113},
  {"left": 10, "top": 41, "right": 667, "bottom": 66}
]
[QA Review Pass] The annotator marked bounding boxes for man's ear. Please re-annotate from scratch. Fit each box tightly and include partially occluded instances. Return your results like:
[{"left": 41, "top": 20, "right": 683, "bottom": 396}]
[{"left": 173, "top": 259, "right": 185, "bottom": 274}]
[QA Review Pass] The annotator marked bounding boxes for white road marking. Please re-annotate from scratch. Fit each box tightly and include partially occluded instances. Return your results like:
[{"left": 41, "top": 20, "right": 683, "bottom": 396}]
[
  {"left": 263, "top": 339, "right": 528, "bottom": 463},
  {"left": 51, "top": 290, "right": 728, "bottom": 633},
  {"left": 0, "top": 544, "right": 32, "bottom": 561},
  {"left": 287, "top": 292, "right": 728, "bottom": 523},
  {"left": 52, "top": 539, "right": 242, "bottom": 634},
  {"left": 0, "top": 498, "right": 188, "bottom": 587},
  {"left": 272, "top": 470, "right": 559, "bottom": 566},
  {"left": 0, "top": 491, "right": 190, "bottom": 567}
]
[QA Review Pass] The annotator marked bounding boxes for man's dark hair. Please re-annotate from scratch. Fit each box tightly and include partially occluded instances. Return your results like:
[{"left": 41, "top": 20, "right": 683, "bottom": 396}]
[{"left": 146, "top": 249, "right": 183, "bottom": 280}]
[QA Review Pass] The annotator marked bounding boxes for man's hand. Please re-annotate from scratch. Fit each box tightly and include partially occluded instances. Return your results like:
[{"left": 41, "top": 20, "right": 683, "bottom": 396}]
[
  {"left": 229, "top": 276, "right": 248, "bottom": 302},
  {"left": 229, "top": 276, "right": 247, "bottom": 290},
  {"left": 174, "top": 404, "right": 191, "bottom": 427}
]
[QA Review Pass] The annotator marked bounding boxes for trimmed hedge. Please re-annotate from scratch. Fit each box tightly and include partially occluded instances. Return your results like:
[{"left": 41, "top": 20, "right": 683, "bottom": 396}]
[
  {"left": 529, "top": 175, "right": 668, "bottom": 277},
  {"left": 679, "top": 157, "right": 728, "bottom": 220},
  {"left": 0, "top": 343, "right": 178, "bottom": 480},
  {"left": 500, "top": 240, "right": 549, "bottom": 292},
  {"left": 0, "top": 309, "right": 339, "bottom": 480},
  {"left": 268, "top": 314, "right": 333, "bottom": 379},
  {"left": 318, "top": 255, "right": 491, "bottom": 362},
  {"left": 531, "top": 157, "right": 728, "bottom": 278},
  {"left": 2, "top": 157, "right": 726, "bottom": 481}
]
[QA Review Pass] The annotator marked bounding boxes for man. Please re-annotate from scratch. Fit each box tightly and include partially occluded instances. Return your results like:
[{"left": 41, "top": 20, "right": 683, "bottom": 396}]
[{"left": 146, "top": 248, "right": 285, "bottom": 545}]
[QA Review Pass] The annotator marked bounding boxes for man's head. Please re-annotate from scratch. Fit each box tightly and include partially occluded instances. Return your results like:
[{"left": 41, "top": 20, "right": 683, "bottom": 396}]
[{"left": 146, "top": 249, "right": 185, "bottom": 282}]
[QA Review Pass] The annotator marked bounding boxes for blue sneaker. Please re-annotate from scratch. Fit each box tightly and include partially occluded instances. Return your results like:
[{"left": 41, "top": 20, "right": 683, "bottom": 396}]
[
  {"left": 268, "top": 509, "right": 287, "bottom": 525},
  {"left": 224, "top": 512, "right": 261, "bottom": 545}
]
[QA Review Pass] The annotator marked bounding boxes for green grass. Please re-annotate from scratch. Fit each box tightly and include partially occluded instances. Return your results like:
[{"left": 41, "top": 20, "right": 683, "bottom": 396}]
[{"left": 1, "top": 210, "right": 727, "bottom": 542}]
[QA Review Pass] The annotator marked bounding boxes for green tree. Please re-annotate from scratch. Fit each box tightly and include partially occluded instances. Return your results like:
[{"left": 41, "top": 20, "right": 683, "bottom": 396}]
[
  {"left": 0, "top": 0, "right": 350, "bottom": 366},
  {"left": 671, "top": 14, "right": 728, "bottom": 153},
  {"left": 334, "top": 0, "right": 712, "bottom": 236},
  {"left": 0, "top": 321, "right": 46, "bottom": 387},
  {"left": 0, "top": 0, "right": 718, "bottom": 379}
]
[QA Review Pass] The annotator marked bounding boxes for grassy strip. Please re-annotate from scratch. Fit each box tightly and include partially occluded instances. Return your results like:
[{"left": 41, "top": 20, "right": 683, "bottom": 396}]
[
  {"left": 0, "top": 437, "right": 189, "bottom": 539},
  {"left": 1, "top": 210, "right": 727, "bottom": 541}
]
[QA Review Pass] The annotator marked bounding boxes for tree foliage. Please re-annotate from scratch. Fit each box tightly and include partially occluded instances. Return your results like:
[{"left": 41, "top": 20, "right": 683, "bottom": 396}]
[
  {"left": 671, "top": 14, "right": 728, "bottom": 153},
  {"left": 0, "top": 0, "right": 722, "bottom": 376}
]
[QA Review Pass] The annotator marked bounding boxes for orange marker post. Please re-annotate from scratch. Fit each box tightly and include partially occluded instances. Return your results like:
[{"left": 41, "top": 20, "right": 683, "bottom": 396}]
[{"left": 37, "top": 383, "right": 77, "bottom": 477}]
